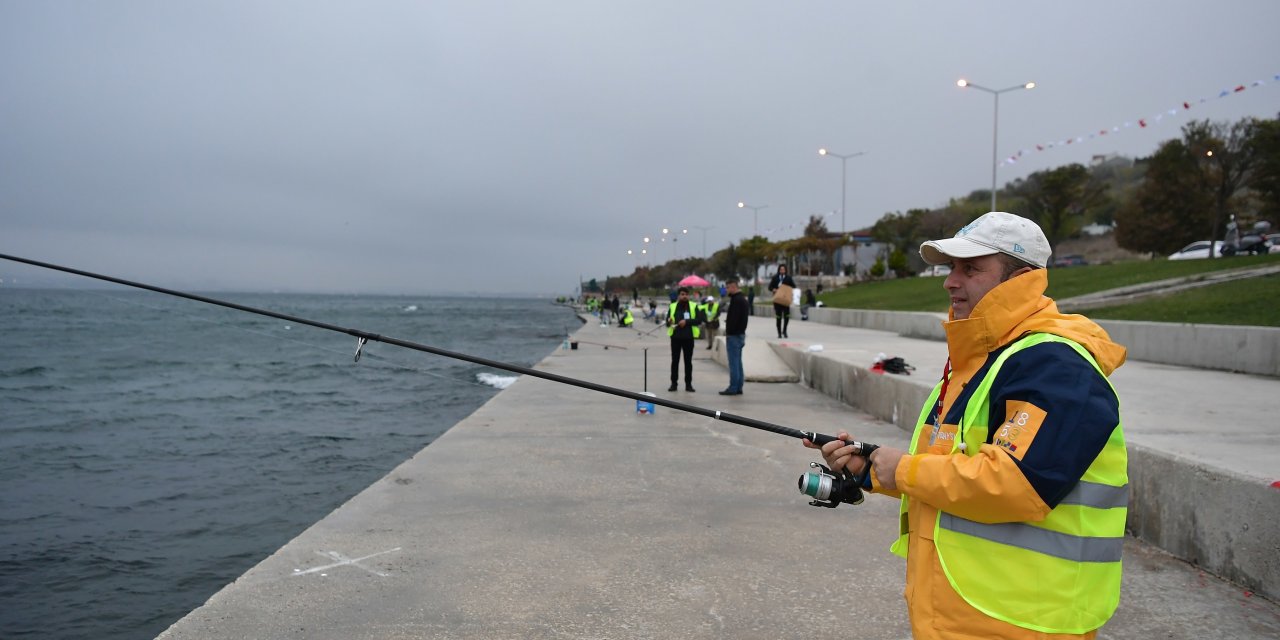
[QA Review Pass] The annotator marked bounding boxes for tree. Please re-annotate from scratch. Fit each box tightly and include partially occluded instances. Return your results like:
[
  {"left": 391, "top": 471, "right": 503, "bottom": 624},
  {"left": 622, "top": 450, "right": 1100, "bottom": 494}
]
[
  {"left": 869, "top": 256, "right": 886, "bottom": 278},
  {"left": 707, "top": 245, "right": 739, "bottom": 282},
  {"left": 804, "top": 215, "right": 830, "bottom": 238},
  {"left": 1183, "top": 119, "right": 1259, "bottom": 257},
  {"left": 870, "top": 207, "right": 969, "bottom": 273},
  {"left": 1247, "top": 114, "right": 1280, "bottom": 221},
  {"left": 1115, "top": 139, "right": 1211, "bottom": 256},
  {"left": 736, "top": 235, "right": 775, "bottom": 286},
  {"left": 871, "top": 209, "right": 924, "bottom": 254},
  {"left": 1014, "top": 163, "right": 1107, "bottom": 245},
  {"left": 888, "top": 249, "right": 909, "bottom": 278}
]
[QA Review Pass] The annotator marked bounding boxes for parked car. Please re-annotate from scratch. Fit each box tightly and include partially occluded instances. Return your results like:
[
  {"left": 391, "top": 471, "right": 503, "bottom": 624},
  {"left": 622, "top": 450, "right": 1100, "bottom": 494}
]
[
  {"left": 1168, "top": 241, "right": 1224, "bottom": 260},
  {"left": 1268, "top": 233, "right": 1280, "bottom": 254},
  {"left": 917, "top": 265, "right": 951, "bottom": 277},
  {"left": 1051, "top": 254, "right": 1088, "bottom": 268}
]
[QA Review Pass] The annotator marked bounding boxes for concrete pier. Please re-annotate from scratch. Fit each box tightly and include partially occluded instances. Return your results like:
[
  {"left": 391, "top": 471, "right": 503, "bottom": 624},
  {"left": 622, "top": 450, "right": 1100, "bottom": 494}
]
[{"left": 158, "top": 309, "right": 1280, "bottom": 639}]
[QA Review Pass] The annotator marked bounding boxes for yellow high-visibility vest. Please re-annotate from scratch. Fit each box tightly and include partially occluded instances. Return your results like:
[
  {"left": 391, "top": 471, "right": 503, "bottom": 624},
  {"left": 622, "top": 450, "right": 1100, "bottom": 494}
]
[
  {"left": 892, "top": 333, "right": 1127, "bottom": 634},
  {"left": 666, "top": 302, "right": 701, "bottom": 339}
]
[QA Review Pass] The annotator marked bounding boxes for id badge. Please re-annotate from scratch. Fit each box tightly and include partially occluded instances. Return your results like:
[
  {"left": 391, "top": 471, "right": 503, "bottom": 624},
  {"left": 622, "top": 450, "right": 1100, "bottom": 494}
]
[{"left": 927, "top": 423, "right": 959, "bottom": 454}]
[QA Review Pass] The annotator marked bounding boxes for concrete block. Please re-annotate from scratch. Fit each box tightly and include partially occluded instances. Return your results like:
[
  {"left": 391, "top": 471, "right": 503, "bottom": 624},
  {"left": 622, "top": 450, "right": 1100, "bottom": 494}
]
[
  {"left": 1127, "top": 444, "right": 1280, "bottom": 602},
  {"left": 1098, "top": 320, "right": 1280, "bottom": 377}
]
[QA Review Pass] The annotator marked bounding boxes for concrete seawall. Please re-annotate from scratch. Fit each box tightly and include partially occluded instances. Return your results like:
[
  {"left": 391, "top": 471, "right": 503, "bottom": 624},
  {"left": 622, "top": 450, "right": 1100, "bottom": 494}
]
[{"left": 772, "top": 304, "right": 1280, "bottom": 377}]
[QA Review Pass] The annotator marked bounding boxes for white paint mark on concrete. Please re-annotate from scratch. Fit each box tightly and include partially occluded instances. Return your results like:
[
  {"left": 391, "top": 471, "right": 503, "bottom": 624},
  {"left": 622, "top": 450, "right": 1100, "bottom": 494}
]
[{"left": 292, "top": 547, "right": 401, "bottom": 578}]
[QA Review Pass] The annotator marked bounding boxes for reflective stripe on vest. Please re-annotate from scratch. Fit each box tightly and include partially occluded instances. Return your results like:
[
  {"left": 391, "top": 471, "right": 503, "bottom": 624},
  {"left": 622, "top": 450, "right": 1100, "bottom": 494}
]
[
  {"left": 894, "top": 333, "right": 1127, "bottom": 634},
  {"left": 667, "top": 302, "right": 701, "bottom": 339}
]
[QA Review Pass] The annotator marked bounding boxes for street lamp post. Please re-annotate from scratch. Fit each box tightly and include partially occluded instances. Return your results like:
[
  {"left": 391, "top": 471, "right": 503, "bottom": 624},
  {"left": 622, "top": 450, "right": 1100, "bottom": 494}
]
[
  {"left": 671, "top": 228, "right": 687, "bottom": 258},
  {"left": 817, "top": 148, "right": 866, "bottom": 236},
  {"left": 737, "top": 201, "right": 768, "bottom": 236},
  {"left": 691, "top": 225, "right": 714, "bottom": 258},
  {"left": 957, "top": 78, "right": 1035, "bottom": 211}
]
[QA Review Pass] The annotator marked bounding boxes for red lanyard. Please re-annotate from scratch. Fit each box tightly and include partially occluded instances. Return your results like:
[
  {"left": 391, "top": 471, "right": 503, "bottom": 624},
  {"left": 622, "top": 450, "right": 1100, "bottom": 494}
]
[{"left": 934, "top": 359, "right": 952, "bottom": 428}]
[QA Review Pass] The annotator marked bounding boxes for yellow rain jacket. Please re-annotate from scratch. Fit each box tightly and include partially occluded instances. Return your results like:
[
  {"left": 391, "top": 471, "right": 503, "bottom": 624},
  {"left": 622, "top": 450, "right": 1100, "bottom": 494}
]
[{"left": 872, "top": 268, "right": 1128, "bottom": 639}]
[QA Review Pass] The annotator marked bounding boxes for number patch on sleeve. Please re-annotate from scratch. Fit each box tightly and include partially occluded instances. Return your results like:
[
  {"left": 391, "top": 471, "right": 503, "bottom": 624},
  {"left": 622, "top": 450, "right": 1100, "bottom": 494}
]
[{"left": 993, "top": 401, "right": 1046, "bottom": 460}]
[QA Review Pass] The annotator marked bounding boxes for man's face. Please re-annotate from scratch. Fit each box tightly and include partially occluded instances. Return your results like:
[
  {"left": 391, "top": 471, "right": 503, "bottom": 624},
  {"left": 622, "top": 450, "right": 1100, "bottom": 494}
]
[
  {"left": 726, "top": 282, "right": 740, "bottom": 295},
  {"left": 678, "top": 291, "right": 689, "bottom": 302},
  {"left": 942, "top": 254, "right": 1012, "bottom": 320}
]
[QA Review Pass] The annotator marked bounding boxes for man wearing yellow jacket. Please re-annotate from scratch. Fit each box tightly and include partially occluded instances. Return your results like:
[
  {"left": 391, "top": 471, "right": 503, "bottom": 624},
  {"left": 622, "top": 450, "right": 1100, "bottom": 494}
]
[{"left": 806, "top": 211, "right": 1127, "bottom": 639}]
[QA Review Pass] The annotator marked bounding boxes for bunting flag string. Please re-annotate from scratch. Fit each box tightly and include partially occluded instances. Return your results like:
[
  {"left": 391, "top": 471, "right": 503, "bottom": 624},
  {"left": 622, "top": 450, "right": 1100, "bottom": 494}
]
[{"left": 999, "top": 73, "right": 1279, "bottom": 167}]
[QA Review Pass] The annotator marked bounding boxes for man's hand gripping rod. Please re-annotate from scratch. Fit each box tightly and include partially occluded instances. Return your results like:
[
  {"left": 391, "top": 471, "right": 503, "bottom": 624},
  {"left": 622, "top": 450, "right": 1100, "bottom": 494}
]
[{"left": 796, "top": 436, "right": 879, "bottom": 508}]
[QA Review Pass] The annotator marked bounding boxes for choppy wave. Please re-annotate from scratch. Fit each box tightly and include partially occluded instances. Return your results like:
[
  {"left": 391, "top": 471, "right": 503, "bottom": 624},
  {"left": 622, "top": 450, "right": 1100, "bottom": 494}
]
[
  {"left": 476, "top": 372, "right": 518, "bottom": 389},
  {"left": 0, "top": 289, "right": 571, "bottom": 640}
]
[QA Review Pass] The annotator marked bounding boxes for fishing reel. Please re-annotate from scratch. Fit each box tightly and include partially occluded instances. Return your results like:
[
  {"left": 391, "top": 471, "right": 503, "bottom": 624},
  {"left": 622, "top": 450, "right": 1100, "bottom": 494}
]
[
  {"left": 797, "top": 462, "right": 869, "bottom": 508},
  {"left": 796, "top": 437, "right": 878, "bottom": 508}
]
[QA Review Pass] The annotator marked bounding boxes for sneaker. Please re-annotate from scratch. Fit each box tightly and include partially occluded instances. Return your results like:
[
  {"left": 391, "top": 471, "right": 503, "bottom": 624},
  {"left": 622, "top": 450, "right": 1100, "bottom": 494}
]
[
  {"left": 668, "top": 383, "right": 678, "bottom": 392},
  {"left": 718, "top": 389, "right": 741, "bottom": 396}
]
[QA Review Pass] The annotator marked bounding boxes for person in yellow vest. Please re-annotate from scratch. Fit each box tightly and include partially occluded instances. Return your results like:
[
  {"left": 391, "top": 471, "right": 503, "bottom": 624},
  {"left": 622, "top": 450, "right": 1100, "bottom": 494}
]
[
  {"left": 805, "top": 211, "right": 1128, "bottom": 640},
  {"left": 700, "top": 295, "right": 720, "bottom": 350},
  {"left": 665, "top": 287, "right": 704, "bottom": 392},
  {"left": 619, "top": 306, "right": 634, "bottom": 327}
]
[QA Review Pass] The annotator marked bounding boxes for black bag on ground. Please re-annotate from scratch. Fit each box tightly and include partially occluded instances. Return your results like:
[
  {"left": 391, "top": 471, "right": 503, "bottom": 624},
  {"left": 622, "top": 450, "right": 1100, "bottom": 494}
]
[{"left": 882, "top": 357, "right": 915, "bottom": 375}]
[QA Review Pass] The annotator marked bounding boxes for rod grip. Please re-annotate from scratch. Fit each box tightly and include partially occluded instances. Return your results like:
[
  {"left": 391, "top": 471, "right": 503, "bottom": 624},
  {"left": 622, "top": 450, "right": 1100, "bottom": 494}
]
[{"left": 804, "top": 431, "right": 878, "bottom": 457}]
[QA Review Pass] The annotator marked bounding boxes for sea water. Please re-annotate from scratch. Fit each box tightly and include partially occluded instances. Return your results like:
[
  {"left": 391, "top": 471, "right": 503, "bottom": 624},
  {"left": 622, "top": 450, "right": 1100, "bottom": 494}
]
[{"left": 0, "top": 288, "right": 575, "bottom": 639}]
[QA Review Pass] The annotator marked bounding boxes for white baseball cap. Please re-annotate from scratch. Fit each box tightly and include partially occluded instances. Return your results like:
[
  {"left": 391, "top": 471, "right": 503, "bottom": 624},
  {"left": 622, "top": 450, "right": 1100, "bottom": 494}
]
[{"left": 919, "top": 211, "right": 1051, "bottom": 269}]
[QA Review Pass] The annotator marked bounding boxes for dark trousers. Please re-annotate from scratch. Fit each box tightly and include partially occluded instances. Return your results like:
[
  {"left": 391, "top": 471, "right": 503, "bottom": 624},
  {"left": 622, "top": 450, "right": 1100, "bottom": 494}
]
[{"left": 670, "top": 338, "right": 694, "bottom": 384}]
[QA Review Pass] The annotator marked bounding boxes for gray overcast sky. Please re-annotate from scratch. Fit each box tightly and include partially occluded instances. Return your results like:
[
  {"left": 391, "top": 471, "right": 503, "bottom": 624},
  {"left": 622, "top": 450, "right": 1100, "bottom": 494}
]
[{"left": 2, "top": 1, "right": 1278, "bottom": 295}]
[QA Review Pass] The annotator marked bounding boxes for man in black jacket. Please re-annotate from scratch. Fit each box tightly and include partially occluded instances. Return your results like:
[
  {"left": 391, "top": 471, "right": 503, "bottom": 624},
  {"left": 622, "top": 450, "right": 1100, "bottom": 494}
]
[
  {"left": 719, "top": 277, "right": 749, "bottom": 395},
  {"left": 666, "top": 287, "right": 704, "bottom": 392}
]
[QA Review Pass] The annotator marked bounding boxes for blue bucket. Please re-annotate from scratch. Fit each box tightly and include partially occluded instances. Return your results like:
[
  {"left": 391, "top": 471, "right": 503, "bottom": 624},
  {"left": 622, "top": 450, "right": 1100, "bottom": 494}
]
[{"left": 636, "top": 391, "right": 656, "bottom": 415}]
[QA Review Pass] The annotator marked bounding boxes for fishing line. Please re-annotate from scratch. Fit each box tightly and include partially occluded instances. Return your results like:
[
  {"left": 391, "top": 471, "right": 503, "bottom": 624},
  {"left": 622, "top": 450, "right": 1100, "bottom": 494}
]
[
  {"left": 0, "top": 253, "right": 872, "bottom": 454},
  {"left": 76, "top": 288, "right": 501, "bottom": 390}
]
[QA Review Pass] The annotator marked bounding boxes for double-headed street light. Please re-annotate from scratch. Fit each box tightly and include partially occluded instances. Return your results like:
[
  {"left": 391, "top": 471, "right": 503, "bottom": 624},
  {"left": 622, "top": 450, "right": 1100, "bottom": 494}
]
[
  {"left": 818, "top": 147, "right": 867, "bottom": 236},
  {"left": 737, "top": 201, "right": 768, "bottom": 236},
  {"left": 957, "top": 78, "right": 1036, "bottom": 211},
  {"left": 661, "top": 227, "right": 688, "bottom": 258}
]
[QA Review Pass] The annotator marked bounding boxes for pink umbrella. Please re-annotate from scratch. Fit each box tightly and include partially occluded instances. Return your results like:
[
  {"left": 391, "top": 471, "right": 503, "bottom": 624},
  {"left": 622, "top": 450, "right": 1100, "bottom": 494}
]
[{"left": 678, "top": 274, "right": 710, "bottom": 288}]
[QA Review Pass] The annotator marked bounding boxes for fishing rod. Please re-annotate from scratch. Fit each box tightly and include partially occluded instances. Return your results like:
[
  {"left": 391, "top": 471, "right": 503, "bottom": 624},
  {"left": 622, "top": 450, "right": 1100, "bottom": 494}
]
[{"left": 0, "top": 252, "right": 877, "bottom": 507}]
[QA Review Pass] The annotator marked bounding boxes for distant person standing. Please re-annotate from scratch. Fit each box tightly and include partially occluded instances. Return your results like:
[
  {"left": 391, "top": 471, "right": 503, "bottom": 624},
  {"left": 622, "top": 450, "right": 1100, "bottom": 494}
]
[
  {"left": 665, "top": 287, "right": 703, "bottom": 392},
  {"left": 610, "top": 294, "right": 621, "bottom": 324},
  {"left": 700, "top": 295, "right": 720, "bottom": 350},
  {"left": 747, "top": 284, "right": 756, "bottom": 317},
  {"left": 719, "top": 277, "right": 748, "bottom": 396},
  {"left": 768, "top": 264, "right": 796, "bottom": 338}
]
